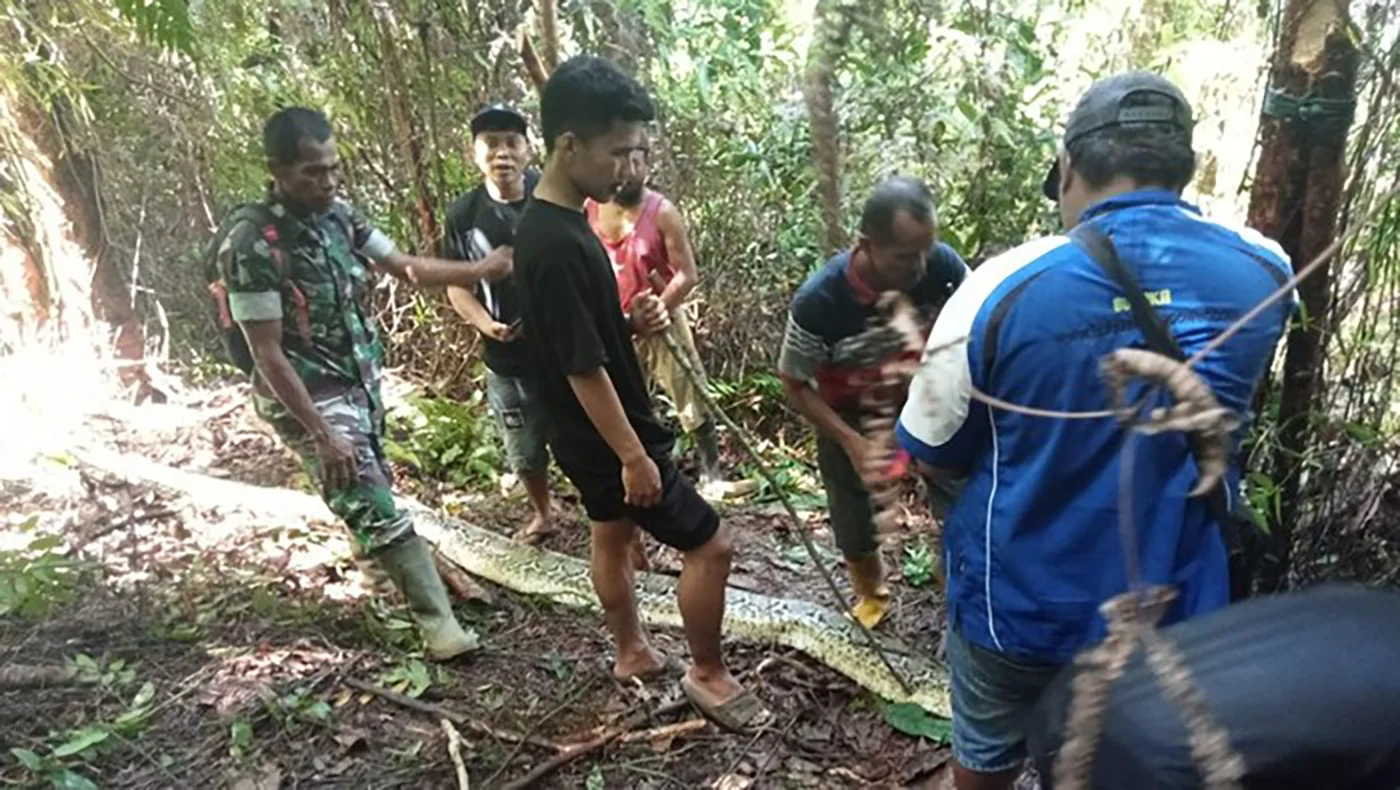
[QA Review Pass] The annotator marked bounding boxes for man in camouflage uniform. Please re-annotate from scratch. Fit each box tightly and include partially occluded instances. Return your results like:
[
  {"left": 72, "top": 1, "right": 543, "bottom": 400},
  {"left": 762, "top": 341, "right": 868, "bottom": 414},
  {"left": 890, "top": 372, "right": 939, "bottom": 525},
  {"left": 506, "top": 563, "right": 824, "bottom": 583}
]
[{"left": 217, "top": 107, "right": 513, "bottom": 660}]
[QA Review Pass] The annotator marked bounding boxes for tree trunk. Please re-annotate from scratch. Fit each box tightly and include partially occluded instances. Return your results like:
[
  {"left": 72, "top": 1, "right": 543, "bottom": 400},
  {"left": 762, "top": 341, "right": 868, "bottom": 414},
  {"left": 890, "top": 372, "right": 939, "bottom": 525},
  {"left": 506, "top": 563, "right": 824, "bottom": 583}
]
[
  {"left": 803, "top": 0, "right": 860, "bottom": 257},
  {"left": 371, "top": 4, "right": 438, "bottom": 250},
  {"left": 1243, "top": 0, "right": 1359, "bottom": 593},
  {"left": 538, "top": 0, "right": 560, "bottom": 71}
]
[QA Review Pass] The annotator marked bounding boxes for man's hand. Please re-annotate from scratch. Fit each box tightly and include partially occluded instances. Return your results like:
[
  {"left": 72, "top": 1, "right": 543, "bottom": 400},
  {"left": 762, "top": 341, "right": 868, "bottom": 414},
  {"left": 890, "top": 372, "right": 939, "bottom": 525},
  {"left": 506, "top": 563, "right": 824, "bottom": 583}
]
[
  {"left": 629, "top": 293, "right": 671, "bottom": 336},
  {"left": 479, "top": 321, "right": 519, "bottom": 343},
  {"left": 476, "top": 246, "right": 514, "bottom": 282},
  {"left": 621, "top": 454, "right": 663, "bottom": 508},
  {"left": 843, "top": 435, "right": 878, "bottom": 483},
  {"left": 315, "top": 431, "right": 358, "bottom": 493}
]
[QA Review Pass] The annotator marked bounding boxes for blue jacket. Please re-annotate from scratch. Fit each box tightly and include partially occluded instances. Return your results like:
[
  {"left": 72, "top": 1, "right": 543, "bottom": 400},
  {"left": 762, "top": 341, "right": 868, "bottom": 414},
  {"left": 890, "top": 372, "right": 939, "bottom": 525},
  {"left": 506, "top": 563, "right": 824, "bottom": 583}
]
[{"left": 896, "top": 190, "right": 1295, "bottom": 663}]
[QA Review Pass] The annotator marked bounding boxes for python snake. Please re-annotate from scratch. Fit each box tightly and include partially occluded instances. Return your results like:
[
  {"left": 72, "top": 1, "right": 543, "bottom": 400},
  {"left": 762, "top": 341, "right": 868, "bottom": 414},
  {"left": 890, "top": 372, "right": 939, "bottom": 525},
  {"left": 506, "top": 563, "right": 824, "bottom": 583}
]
[{"left": 73, "top": 446, "right": 953, "bottom": 717}]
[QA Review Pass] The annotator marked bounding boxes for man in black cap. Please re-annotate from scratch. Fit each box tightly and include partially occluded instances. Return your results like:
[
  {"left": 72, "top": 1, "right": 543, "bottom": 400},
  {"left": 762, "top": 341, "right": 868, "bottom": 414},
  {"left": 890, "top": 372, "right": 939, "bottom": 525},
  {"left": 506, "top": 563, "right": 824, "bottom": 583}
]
[
  {"left": 894, "top": 71, "right": 1296, "bottom": 789},
  {"left": 442, "top": 103, "right": 560, "bottom": 542}
]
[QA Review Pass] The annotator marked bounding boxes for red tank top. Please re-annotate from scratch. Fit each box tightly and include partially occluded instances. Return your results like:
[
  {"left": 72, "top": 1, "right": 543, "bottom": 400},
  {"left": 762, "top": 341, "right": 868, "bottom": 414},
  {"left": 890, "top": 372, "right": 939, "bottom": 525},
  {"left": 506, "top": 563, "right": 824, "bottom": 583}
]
[{"left": 585, "top": 191, "right": 674, "bottom": 312}]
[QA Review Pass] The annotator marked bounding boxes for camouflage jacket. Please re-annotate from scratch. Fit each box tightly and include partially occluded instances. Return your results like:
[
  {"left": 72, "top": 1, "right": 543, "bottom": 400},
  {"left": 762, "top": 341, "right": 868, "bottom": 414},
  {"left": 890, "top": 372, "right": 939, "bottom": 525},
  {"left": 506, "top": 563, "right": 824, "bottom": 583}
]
[{"left": 218, "top": 190, "right": 398, "bottom": 417}]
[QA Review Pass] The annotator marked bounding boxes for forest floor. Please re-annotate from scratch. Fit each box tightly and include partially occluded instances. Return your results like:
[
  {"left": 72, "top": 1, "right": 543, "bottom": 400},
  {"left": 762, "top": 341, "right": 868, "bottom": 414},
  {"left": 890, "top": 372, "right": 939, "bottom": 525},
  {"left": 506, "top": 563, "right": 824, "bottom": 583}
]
[{"left": 0, "top": 380, "right": 986, "bottom": 790}]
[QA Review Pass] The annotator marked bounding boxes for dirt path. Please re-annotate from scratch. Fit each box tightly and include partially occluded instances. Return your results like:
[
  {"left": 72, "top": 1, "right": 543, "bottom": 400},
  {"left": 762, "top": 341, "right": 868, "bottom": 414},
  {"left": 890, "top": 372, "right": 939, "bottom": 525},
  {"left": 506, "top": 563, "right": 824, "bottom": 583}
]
[{"left": 2, "top": 387, "right": 963, "bottom": 789}]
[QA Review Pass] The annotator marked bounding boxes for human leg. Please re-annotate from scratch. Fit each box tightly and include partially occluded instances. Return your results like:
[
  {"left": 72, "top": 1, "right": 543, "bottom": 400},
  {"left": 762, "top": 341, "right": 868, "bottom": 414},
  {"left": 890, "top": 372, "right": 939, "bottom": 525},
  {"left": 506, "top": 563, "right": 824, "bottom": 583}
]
[
  {"left": 627, "top": 458, "right": 769, "bottom": 728},
  {"left": 945, "top": 627, "right": 1065, "bottom": 789},
  {"left": 487, "top": 370, "right": 557, "bottom": 542},
  {"left": 257, "top": 389, "right": 477, "bottom": 660},
  {"left": 816, "top": 433, "right": 890, "bottom": 628},
  {"left": 589, "top": 517, "right": 665, "bottom": 678}
]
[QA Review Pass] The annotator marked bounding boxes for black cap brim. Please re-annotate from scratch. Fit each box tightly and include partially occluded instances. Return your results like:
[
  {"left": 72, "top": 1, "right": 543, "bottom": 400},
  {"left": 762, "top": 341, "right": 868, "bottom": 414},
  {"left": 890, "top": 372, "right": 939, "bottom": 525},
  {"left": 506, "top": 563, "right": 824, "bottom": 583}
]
[{"left": 1043, "top": 159, "right": 1061, "bottom": 202}]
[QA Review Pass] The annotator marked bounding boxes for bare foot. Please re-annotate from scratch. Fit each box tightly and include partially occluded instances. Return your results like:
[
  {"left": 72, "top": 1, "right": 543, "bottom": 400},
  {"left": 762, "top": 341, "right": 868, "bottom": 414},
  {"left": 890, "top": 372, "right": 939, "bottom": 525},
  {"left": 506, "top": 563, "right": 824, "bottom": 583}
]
[
  {"left": 613, "top": 644, "right": 667, "bottom": 680},
  {"left": 516, "top": 512, "right": 558, "bottom": 545}
]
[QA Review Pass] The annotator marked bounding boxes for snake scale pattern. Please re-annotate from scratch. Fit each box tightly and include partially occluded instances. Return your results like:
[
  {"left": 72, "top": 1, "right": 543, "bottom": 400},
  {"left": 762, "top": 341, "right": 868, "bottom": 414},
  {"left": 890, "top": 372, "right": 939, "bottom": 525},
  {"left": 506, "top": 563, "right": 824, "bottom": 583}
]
[{"left": 79, "top": 447, "right": 952, "bottom": 718}]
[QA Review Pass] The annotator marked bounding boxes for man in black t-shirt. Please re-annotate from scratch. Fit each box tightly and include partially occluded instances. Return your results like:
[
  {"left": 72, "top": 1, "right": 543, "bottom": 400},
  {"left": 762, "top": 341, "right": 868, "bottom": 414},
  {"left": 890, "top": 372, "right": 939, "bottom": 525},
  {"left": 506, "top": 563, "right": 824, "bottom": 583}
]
[
  {"left": 513, "top": 55, "right": 770, "bottom": 733},
  {"left": 443, "top": 103, "right": 558, "bottom": 543}
]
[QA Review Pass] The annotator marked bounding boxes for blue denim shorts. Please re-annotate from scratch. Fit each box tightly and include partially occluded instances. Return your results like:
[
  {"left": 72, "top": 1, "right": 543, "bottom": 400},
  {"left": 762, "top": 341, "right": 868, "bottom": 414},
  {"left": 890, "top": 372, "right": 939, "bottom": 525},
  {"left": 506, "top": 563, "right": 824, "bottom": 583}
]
[
  {"left": 485, "top": 369, "right": 550, "bottom": 475},
  {"left": 946, "top": 627, "right": 1066, "bottom": 774}
]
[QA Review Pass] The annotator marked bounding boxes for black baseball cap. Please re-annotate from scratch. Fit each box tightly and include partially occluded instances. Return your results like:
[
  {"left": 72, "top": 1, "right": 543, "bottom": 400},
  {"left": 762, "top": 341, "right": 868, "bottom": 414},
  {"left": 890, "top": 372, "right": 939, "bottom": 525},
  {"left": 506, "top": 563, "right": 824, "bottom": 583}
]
[
  {"left": 470, "top": 103, "right": 529, "bottom": 137},
  {"left": 1042, "top": 71, "right": 1195, "bottom": 201}
]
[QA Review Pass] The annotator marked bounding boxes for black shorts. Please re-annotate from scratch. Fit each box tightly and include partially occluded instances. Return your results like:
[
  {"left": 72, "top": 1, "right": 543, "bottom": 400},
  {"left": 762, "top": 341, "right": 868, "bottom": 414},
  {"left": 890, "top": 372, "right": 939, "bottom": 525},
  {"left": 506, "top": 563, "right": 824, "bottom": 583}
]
[{"left": 559, "top": 453, "right": 719, "bottom": 552}]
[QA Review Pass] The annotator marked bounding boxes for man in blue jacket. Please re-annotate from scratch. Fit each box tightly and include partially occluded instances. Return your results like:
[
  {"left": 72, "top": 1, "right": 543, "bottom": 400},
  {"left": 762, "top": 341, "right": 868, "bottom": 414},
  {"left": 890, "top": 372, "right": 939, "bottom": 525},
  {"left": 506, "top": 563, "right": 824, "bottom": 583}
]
[{"left": 895, "top": 71, "right": 1295, "bottom": 789}]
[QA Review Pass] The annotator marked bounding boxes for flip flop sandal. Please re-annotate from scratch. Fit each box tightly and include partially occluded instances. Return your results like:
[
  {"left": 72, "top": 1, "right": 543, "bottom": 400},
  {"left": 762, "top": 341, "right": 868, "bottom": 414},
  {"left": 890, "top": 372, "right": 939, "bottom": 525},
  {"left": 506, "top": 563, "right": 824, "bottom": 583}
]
[
  {"left": 681, "top": 675, "right": 774, "bottom": 734},
  {"left": 609, "top": 655, "right": 685, "bottom": 684}
]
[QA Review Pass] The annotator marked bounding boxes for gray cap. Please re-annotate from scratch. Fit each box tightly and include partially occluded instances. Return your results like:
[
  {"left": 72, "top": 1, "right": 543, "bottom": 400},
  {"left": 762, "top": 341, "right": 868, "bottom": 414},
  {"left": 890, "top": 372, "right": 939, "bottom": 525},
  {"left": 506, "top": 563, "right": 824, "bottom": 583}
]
[{"left": 1042, "top": 71, "right": 1195, "bottom": 200}]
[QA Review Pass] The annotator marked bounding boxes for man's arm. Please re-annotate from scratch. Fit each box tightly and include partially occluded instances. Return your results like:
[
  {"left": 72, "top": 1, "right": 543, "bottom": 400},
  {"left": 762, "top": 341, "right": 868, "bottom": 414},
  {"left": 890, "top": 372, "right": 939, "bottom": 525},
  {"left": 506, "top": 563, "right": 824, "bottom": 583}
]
[
  {"left": 376, "top": 247, "right": 512, "bottom": 289},
  {"left": 776, "top": 308, "right": 875, "bottom": 470},
  {"left": 446, "top": 284, "right": 516, "bottom": 342},
  {"left": 653, "top": 200, "right": 698, "bottom": 313},
  {"left": 344, "top": 203, "right": 512, "bottom": 288},
  {"left": 567, "top": 367, "right": 660, "bottom": 507},
  {"left": 240, "top": 320, "right": 360, "bottom": 493}
]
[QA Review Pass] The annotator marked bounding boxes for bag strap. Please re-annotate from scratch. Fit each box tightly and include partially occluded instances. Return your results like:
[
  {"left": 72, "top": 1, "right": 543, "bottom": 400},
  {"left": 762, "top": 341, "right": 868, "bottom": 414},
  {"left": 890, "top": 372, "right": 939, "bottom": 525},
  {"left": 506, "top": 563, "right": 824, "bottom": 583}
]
[{"left": 1068, "top": 222, "right": 1245, "bottom": 552}]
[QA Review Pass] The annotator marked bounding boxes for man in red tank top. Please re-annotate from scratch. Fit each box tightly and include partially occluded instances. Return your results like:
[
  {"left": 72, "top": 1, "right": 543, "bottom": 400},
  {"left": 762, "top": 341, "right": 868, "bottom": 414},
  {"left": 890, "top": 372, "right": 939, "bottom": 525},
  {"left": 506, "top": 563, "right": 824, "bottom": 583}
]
[{"left": 585, "top": 147, "right": 751, "bottom": 500}]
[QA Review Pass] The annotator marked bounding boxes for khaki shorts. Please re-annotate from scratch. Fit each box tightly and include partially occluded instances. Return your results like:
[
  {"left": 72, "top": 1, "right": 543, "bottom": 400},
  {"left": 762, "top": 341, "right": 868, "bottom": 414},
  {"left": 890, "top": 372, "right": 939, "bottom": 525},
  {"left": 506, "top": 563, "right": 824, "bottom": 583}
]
[{"left": 633, "top": 305, "right": 709, "bottom": 433}]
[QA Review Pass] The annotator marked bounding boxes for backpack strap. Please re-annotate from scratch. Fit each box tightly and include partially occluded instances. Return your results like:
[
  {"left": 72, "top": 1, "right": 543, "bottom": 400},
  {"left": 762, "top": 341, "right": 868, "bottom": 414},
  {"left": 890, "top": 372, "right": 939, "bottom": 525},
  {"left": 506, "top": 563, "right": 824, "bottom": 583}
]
[
  {"left": 256, "top": 220, "right": 314, "bottom": 343},
  {"left": 1068, "top": 222, "right": 1249, "bottom": 562}
]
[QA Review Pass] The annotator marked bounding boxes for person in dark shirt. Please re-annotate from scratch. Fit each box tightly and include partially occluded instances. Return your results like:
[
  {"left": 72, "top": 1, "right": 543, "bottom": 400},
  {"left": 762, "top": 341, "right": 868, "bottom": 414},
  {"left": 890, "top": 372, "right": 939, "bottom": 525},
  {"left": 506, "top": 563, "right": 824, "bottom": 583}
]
[
  {"left": 443, "top": 103, "right": 558, "bottom": 543},
  {"left": 778, "top": 175, "right": 970, "bottom": 630},
  {"left": 513, "top": 55, "right": 770, "bottom": 732},
  {"left": 1026, "top": 583, "right": 1400, "bottom": 790}
]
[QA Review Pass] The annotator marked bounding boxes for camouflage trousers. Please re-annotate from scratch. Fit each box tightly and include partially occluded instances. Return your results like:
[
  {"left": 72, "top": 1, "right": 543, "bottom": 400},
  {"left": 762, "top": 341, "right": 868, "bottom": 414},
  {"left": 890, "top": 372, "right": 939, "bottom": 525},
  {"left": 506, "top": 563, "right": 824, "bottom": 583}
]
[{"left": 253, "top": 384, "right": 414, "bottom": 553}]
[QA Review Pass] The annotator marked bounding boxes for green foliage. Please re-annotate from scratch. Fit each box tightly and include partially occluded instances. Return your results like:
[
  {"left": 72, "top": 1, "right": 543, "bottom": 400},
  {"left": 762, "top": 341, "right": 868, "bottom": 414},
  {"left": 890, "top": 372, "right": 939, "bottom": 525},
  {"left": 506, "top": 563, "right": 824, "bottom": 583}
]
[
  {"left": 113, "top": 0, "right": 194, "bottom": 56},
  {"left": 881, "top": 701, "right": 952, "bottom": 743},
  {"left": 9, "top": 679, "right": 157, "bottom": 789},
  {"left": 0, "top": 518, "right": 89, "bottom": 618},
  {"left": 384, "top": 392, "right": 501, "bottom": 489},
  {"left": 378, "top": 658, "right": 435, "bottom": 699},
  {"left": 900, "top": 542, "right": 936, "bottom": 588}
]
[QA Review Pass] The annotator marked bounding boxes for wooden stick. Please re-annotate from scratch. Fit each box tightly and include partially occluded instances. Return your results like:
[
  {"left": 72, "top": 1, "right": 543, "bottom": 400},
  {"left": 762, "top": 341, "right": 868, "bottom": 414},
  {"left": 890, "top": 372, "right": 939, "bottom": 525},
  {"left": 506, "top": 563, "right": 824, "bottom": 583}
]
[
  {"left": 617, "top": 718, "right": 707, "bottom": 744},
  {"left": 342, "top": 677, "right": 560, "bottom": 753},
  {"left": 0, "top": 664, "right": 89, "bottom": 690},
  {"left": 498, "top": 697, "right": 689, "bottom": 790},
  {"left": 441, "top": 718, "right": 470, "bottom": 789}
]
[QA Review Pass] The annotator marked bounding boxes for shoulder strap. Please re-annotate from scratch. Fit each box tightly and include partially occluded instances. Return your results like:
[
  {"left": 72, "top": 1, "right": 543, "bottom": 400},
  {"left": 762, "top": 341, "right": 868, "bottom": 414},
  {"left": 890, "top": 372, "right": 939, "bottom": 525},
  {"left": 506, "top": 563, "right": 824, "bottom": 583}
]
[
  {"left": 1068, "top": 222, "right": 1245, "bottom": 548},
  {"left": 1070, "top": 223, "right": 1184, "bottom": 361}
]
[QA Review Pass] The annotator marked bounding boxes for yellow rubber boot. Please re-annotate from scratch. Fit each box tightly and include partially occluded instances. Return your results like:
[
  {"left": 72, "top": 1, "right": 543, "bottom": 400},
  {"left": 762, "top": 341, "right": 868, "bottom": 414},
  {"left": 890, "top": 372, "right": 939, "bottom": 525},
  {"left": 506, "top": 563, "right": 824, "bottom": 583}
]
[{"left": 847, "top": 552, "right": 892, "bottom": 629}]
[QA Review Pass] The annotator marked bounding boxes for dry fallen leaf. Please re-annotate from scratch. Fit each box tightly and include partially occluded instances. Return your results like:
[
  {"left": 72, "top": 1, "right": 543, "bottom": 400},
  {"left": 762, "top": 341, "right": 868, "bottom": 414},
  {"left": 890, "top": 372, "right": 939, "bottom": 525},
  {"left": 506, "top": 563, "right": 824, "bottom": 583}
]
[
  {"left": 229, "top": 762, "right": 282, "bottom": 790},
  {"left": 711, "top": 774, "right": 753, "bottom": 790}
]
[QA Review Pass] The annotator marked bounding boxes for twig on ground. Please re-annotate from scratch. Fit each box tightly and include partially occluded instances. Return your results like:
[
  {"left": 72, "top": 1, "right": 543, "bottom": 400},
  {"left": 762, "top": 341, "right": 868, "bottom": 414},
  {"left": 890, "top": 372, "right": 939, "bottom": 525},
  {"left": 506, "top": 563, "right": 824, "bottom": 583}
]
[
  {"left": 752, "top": 712, "right": 803, "bottom": 786},
  {"left": 482, "top": 675, "right": 600, "bottom": 788},
  {"left": 74, "top": 508, "right": 177, "bottom": 551},
  {"left": 442, "top": 718, "right": 470, "bottom": 789},
  {"left": 0, "top": 664, "right": 88, "bottom": 690},
  {"left": 342, "top": 677, "right": 560, "bottom": 752},
  {"left": 618, "top": 718, "right": 707, "bottom": 744},
  {"left": 497, "top": 696, "right": 691, "bottom": 790}
]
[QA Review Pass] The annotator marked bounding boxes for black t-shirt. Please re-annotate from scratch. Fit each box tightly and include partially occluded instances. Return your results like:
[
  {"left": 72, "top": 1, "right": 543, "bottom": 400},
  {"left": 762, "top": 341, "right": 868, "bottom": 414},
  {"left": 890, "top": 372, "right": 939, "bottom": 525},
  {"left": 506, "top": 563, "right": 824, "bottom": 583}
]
[
  {"left": 442, "top": 171, "right": 540, "bottom": 377},
  {"left": 513, "top": 198, "right": 674, "bottom": 472}
]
